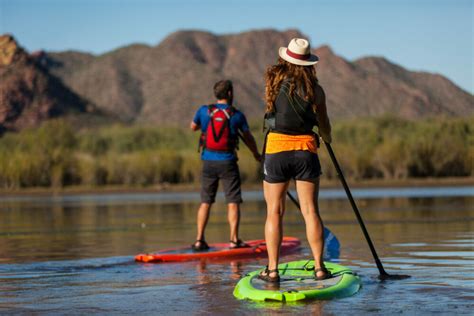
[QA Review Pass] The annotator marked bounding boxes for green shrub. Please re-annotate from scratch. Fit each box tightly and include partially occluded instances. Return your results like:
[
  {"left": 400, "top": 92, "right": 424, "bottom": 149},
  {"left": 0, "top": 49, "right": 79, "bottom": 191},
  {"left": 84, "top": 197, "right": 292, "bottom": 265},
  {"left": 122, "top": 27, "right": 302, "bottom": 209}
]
[{"left": 0, "top": 116, "right": 472, "bottom": 189}]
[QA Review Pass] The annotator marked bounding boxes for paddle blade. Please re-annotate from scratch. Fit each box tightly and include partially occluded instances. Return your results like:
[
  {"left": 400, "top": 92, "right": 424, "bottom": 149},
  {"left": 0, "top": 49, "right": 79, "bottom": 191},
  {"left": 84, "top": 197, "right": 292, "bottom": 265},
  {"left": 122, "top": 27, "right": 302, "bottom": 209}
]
[{"left": 378, "top": 273, "right": 411, "bottom": 281}]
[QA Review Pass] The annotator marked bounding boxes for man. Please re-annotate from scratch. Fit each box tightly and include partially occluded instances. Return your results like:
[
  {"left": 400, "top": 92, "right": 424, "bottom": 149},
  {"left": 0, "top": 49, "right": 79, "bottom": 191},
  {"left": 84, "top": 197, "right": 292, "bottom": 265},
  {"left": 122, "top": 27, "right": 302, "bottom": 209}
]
[{"left": 190, "top": 79, "right": 261, "bottom": 250}]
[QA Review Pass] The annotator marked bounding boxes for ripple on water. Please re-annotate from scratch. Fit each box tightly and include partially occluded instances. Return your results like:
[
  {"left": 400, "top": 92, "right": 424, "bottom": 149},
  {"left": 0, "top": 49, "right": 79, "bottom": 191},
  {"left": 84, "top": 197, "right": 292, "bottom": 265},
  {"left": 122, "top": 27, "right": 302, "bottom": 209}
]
[{"left": 0, "top": 191, "right": 473, "bottom": 314}]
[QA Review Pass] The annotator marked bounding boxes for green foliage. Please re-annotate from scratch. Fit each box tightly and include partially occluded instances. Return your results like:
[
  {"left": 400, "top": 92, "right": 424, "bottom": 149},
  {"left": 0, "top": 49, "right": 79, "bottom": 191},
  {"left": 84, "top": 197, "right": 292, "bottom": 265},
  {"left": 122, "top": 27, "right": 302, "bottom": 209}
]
[
  {"left": 329, "top": 115, "right": 473, "bottom": 180},
  {"left": 0, "top": 116, "right": 472, "bottom": 189},
  {"left": 0, "top": 120, "right": 77, "bottom": 188}
]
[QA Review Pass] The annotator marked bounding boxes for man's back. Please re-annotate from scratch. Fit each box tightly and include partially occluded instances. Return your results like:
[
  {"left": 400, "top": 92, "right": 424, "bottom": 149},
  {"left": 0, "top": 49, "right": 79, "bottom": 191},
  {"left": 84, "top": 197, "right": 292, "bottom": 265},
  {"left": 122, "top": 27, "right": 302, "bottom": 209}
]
[{"left": 193, "top": 103, "right": 250, "bottom": 161}]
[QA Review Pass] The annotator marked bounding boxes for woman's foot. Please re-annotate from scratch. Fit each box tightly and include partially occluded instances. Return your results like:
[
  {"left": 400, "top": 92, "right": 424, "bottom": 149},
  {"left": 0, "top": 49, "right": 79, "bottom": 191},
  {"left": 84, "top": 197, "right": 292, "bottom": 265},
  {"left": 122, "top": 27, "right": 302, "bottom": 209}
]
[
  {"left": 191, "top": 239, "right": 209, "bottom": 251},
  {"left": 258, "top": 266, "right": 280, "bottom": 283},
  {"left": 314, "top": 267, "right": 332, "bottom": 280}
]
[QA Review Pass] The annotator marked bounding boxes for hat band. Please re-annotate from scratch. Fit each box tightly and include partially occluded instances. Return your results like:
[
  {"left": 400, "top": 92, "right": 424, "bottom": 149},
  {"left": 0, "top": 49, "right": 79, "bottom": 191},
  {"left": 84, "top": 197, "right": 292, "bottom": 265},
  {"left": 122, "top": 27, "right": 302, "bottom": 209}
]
[{"left": 286, "top": 48, "right": 310, "bottom": 60}]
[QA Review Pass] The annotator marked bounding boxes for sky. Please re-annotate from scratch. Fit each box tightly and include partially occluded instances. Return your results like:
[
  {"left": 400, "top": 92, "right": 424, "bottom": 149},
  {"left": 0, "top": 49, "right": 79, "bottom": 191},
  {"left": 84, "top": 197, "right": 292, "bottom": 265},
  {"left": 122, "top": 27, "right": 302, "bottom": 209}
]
[{"left": 1, "top": 0, "right": 473, "bottom": 93}]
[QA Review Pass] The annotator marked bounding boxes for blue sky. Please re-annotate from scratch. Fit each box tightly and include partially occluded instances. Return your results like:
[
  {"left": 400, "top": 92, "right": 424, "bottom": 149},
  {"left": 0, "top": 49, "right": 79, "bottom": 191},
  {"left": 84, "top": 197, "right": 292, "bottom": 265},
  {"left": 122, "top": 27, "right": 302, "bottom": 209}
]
[{"left": 1, "top": 0, "right": 472, "bottom": 93}]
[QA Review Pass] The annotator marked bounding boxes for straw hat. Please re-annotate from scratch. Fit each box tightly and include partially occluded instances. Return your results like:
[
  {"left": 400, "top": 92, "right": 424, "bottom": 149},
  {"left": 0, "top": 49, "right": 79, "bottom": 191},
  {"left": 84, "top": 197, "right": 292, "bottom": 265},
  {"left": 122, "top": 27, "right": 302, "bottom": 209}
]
[{"left": 279, "top": 38, "right": 319, "bottom": 66}]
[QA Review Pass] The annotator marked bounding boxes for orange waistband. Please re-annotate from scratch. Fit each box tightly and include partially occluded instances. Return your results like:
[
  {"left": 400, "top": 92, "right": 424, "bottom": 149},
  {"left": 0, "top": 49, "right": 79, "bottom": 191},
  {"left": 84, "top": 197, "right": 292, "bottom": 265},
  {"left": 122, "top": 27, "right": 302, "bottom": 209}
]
[{"left": 265, "top": 132, "right": 317, "bottom": 154}]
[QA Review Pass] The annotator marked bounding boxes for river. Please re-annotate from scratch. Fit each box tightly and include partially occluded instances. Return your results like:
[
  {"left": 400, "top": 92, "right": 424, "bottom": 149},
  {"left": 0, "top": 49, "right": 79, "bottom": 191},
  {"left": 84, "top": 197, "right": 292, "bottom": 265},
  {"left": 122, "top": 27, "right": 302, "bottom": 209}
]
[{"left": 0, "top": 186, "right": 473, "bottom": 314}]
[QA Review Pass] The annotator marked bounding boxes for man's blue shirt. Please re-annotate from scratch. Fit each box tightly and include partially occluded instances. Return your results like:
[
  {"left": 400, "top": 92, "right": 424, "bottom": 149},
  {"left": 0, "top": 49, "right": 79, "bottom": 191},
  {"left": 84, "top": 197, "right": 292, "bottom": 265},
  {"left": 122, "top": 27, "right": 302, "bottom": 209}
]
[{"left": 193, "top": 103, "right": 250, "bottom": 161}]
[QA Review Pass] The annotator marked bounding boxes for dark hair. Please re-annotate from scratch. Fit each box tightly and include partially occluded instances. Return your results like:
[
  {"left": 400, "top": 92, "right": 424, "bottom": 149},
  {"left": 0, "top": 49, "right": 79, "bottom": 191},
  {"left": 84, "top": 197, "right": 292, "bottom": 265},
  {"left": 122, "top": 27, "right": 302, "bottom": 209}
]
[{"left": 214, "top": 80, "right": 233, "bottom": 100}]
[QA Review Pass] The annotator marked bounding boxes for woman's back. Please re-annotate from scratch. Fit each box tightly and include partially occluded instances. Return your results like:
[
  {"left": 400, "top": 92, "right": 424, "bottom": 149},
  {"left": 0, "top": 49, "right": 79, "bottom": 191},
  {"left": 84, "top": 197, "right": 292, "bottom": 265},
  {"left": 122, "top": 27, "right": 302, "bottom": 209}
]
[{"left": 271, "top": 79, "right": 317, "bottom": 135}]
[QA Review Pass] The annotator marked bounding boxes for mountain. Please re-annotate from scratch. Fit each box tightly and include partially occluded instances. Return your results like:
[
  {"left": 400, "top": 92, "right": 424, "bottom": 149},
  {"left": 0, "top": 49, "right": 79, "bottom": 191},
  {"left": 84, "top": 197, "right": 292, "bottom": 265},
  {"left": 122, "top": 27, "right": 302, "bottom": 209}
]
[
  {"left": 42, "top": 29, "right": 305, "bottom": 124},
  {"left": 0, "top": 35, "right": 96, "bottom": 132},
  {"left": 2, "top": 29, "right": 473, "bottom": 131}
]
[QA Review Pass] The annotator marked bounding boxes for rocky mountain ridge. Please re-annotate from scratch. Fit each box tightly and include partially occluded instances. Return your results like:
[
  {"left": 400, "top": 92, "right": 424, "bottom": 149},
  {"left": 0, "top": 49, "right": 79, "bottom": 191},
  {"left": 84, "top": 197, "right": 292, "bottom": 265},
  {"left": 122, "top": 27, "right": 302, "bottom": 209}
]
[
  {"left": 0, "top": 34, "right": 93, "bottom": 132},
  {"left": 1, "top": 29, "right": 472, "bottom": 132}
]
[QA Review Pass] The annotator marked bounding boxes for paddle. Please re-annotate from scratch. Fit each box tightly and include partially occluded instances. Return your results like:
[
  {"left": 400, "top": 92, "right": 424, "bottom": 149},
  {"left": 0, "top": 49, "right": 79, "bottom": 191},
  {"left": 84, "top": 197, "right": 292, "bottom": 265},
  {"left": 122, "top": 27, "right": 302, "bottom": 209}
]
[{"left": 324, "top": 142, "right": 410, "bottom": 280}]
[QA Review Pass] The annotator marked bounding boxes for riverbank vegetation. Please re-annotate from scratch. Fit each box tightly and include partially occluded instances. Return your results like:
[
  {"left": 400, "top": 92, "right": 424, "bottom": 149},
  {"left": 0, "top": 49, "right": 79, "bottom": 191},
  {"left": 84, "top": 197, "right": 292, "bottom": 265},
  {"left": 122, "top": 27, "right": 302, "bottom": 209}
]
[{"left": 0, "top": 116, "right": 472, "bottom": 189}]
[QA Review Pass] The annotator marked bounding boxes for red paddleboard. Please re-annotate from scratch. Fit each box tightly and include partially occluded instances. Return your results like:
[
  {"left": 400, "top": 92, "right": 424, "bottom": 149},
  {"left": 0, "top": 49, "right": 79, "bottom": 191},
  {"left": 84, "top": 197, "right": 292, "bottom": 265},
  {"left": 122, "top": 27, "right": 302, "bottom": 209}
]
[{"left": 135, "top": 236, "right": 301, "bottom": 263}]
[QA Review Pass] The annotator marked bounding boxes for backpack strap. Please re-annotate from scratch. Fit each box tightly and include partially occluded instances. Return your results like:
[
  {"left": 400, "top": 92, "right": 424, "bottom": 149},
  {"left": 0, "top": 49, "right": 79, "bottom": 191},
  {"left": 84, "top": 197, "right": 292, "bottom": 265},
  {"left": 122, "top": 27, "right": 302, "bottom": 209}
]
[
  {"left": 225, "top": 106, "right": 235, "bottom": 117},
  {"left": 208, "top": 104, "right": 219, "bottom": 117},
  {"left": 222, "top": 108, "right": 231, "bottom": 120}
]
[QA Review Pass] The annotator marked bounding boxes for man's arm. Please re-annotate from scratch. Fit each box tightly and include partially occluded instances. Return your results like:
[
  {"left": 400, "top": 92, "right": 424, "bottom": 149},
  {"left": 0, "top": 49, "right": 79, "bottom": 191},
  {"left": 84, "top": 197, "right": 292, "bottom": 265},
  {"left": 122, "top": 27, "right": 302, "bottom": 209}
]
[
  {"left": 190, "top": 106, "right": 202, "bottom": 131},
  {"left": 241, "top": 130, "right": 261, "bottom": 162}
]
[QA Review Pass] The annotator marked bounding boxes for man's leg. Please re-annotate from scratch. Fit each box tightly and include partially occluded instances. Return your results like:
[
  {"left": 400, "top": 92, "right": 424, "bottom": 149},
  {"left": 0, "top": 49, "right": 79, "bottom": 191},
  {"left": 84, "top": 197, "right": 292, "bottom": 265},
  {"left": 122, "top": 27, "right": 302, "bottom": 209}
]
[
  {"left": 194, "top": 161, "right": 218, "bottom": 248},
  {"left": 228, "top": 202, "right": 240, "bottom": 243},
  {"left": 196, "top": 203, "right": 211, "bottom": 243},
  {"left": 220, "top": 161, "right": 243, "bottom": 246}
]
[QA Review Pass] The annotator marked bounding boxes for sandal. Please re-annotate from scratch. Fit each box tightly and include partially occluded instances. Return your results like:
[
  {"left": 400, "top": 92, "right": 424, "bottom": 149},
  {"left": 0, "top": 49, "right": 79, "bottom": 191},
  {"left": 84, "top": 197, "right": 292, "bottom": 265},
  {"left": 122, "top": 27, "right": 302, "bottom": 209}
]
[
  {"left": 257, "top": 266, "right": 280, "bottom": 283},
  {"left": 191, "top": 239, "right": 209, "bottom": 251},
  {"left": 229, "top": 239, "right": 250, "bottom": 249},
  {"left": 314, "top": 267, "right": 332, "bottom": 280}
]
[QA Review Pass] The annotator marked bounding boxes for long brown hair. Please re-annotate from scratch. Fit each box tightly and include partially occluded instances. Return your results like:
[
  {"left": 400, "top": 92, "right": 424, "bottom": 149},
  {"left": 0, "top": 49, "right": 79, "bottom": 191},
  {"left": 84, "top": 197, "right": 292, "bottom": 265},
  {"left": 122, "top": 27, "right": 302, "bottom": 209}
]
[{"left": 264, "top": 58, "right": 319, "bottom": 113}]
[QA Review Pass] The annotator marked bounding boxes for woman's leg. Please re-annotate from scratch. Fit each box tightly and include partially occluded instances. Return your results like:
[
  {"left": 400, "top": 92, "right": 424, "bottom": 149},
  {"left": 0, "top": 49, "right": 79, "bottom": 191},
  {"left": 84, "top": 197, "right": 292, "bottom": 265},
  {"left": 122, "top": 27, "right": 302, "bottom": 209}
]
[
  {"left": 263, "top": 180, "right": 289, "bottom": 277},
  {"left": 295, "top": 177, "right": 327, "bottom": 277}
]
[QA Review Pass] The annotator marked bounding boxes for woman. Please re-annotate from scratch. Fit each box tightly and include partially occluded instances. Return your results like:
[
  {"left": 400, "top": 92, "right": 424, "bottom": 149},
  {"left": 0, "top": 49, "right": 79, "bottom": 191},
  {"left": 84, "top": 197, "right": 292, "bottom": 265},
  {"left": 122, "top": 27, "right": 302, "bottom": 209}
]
[{"left": 259, "top": 38, "right": 332, "bottom": 282}]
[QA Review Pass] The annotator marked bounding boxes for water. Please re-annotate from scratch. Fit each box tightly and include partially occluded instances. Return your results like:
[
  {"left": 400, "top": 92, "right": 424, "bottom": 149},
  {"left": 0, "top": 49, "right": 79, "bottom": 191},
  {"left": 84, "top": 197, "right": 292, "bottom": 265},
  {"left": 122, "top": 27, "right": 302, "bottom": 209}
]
[{"left": 0, "top": 186, "right": 473, "bottom": 314}]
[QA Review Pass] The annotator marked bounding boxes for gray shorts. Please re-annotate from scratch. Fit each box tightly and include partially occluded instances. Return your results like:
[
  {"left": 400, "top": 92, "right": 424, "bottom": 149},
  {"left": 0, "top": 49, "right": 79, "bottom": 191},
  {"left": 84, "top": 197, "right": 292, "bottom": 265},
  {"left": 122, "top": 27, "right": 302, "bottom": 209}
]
[{"left": 201, "top": 160, "right": 242, "bottom": 204}]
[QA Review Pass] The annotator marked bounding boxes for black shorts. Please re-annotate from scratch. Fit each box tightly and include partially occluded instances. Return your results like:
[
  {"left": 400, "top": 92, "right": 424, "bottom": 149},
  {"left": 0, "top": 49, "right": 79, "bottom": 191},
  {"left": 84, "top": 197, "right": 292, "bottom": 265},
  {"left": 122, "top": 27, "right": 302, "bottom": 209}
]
[
  {"left": 201, "top": 160, "right": 242, "bottom": 204},
  {"left": 263, "top": 150, "right": 322, "bottom": 183}
]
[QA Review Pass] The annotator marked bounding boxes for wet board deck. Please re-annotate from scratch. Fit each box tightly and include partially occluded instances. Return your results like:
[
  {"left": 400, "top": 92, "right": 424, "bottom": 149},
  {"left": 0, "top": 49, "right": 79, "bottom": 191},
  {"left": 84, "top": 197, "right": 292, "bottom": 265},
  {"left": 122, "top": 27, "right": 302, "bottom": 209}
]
[
  {"left": 233, "top": 260, "right": 361, "bottom": 302},
  {"left": 135, "top": 227, "right": 339, "bottom": 263}
]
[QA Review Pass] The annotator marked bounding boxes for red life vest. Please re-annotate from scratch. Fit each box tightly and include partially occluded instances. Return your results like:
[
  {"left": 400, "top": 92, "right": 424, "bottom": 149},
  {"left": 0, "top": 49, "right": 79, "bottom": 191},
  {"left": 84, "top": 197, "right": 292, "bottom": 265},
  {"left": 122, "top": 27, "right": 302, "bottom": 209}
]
[{"left": 200, "top": 104, "right": 237, "bottom": 152}]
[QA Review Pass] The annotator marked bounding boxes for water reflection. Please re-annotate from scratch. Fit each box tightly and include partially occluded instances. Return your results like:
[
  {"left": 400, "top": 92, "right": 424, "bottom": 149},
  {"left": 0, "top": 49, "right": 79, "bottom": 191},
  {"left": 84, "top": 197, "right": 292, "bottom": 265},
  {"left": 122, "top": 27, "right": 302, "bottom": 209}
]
[
  {"left": 0, "top": 188, "right": 473, "bottom": 314},
  {"left": 0, "top": 192, "right": 473, "bottom": 264}
]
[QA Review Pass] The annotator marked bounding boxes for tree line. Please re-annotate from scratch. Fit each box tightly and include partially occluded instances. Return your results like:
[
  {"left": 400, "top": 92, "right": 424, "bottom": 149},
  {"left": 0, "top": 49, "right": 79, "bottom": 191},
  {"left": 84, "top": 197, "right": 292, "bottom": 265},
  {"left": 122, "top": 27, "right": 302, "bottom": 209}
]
[{"left": 0, "top": 116, "right": 472, "bottom": 189}]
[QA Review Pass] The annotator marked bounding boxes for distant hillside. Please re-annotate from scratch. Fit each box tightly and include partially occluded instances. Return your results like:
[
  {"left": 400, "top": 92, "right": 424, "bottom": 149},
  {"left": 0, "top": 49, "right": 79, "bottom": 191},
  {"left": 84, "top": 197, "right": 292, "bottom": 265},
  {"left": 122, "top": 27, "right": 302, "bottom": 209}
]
[
  {"left": 1, "top": 29, "right": 473, "bottom": 131},
  {"left": 0, "top": 35, "right": 95, "bottom": 132}
]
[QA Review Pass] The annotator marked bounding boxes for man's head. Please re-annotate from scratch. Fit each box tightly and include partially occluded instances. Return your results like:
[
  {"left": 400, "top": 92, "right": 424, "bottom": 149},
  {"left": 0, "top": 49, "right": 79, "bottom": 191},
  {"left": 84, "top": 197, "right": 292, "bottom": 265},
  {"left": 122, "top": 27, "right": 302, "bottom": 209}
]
[{"left": 214, "top": 80, "right": 233, "bottom": 104}]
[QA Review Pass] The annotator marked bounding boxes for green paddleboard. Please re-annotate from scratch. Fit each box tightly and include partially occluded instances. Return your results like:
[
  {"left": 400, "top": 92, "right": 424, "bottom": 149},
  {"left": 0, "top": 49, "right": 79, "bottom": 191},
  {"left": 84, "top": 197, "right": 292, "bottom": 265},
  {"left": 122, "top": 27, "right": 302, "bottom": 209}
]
[{"left": 234, "top": 260, "right": 361, "bottom": 302}]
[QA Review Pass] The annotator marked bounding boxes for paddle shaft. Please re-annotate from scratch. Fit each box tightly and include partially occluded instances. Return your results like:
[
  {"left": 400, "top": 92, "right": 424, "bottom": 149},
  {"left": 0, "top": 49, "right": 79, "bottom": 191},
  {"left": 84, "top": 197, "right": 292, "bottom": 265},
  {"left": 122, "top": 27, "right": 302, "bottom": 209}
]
[
  {"left": 237, "top": 125, "right": 397, "bottom": 277},
  {"left": 324, "top": 142, "right": 389, "bottom": 276},
  {"left": 285, "top": 189, "right": 301, "bottom": 209}
]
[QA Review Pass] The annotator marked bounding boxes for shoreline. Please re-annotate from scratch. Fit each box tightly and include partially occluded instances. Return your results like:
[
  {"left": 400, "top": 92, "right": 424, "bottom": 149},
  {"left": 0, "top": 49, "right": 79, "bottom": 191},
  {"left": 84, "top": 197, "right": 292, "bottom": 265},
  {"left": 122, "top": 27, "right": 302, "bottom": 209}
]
[{"left": 0, "top": 177, "right": 473, "bottom": 197}]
